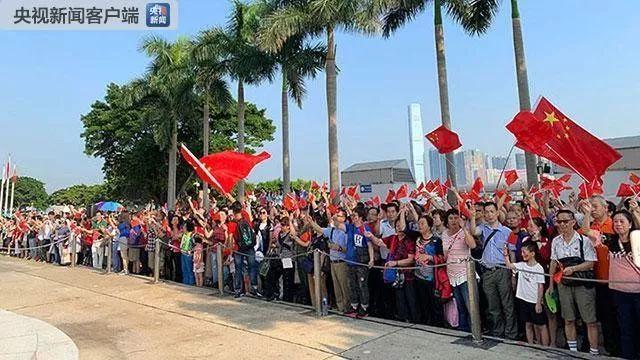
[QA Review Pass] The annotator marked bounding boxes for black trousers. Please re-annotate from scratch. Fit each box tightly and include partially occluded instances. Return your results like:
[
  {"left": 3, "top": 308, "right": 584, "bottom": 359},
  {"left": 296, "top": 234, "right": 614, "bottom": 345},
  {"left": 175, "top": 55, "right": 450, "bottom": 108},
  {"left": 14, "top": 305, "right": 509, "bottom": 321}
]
[
  {"left": 165, "top": 251, "right": 182, "bottom": 283},
  {"left": 415, "top": 277, "right": 443, "bottom": 326},
  {"left": 266, "top": 261, "right": 295, "bottom": 302},
  {"left": 369, "top": 264, "right": 396, "bottom": 319},
  {"left": 395, "top": 280, "right": 419, "bottom": 323},
  {"left": 597, "top": 284, "right": 620, "bottom": 357}
]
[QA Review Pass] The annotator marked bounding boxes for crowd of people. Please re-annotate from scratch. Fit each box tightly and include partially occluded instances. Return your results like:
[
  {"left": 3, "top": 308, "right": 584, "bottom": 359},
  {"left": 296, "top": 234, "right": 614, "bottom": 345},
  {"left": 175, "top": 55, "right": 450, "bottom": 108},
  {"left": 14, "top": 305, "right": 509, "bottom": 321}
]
[{"left": 2, "top": 184, "right": 640, "bottom": 358}]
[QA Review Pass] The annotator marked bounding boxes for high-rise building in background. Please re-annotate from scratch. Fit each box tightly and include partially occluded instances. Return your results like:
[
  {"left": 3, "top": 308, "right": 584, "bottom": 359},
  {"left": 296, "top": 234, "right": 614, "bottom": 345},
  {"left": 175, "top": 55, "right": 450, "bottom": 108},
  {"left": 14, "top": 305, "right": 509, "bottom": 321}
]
[
  {"left": 408, "top": 103, "right": 426, "bottom": 183},
  {"left": 491, "top": 156, "right": 508, "bottom": 170},
  {"left": 515, "top": 152, "right": 526, "bottom": 170},
  {"left": 428, "top": 149, "right": 447, "bottom": 182},
  {"left": 455, "top": 149, "right": 487, "bottom": 187}
]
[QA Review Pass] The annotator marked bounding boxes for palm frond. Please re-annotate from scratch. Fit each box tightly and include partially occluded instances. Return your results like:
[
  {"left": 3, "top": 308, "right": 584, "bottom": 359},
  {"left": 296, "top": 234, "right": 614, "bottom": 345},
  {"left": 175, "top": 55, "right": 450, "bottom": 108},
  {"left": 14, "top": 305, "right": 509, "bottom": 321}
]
[
  {"left": 446, "top": 0, "right": 499, "bottom": 35},
  {"left": 381, "top": 0, "right": 426, "bottom": 38}
]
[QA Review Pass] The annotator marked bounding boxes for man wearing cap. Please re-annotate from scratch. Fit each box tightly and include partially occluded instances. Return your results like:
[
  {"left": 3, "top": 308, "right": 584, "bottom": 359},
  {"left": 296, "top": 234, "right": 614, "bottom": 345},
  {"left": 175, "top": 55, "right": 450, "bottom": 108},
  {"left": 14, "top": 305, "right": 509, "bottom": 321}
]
[{"left": 471, "top": 201, "right": 518, "bottom": 339}]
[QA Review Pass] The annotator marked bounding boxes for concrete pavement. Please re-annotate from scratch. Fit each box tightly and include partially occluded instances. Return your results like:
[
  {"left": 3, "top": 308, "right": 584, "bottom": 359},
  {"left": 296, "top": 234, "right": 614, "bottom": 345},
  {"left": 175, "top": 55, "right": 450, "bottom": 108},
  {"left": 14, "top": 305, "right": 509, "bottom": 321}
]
[{"left": 0, "top": 256, "right": 594, "bottom": 359}]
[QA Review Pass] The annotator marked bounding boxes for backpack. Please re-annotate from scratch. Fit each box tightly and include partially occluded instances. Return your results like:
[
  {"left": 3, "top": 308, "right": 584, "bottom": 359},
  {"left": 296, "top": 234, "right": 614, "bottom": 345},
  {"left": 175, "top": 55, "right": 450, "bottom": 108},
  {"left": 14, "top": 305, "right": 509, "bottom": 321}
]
[{"left": 237, "top": 220, "right": 256, "bottom": 251}]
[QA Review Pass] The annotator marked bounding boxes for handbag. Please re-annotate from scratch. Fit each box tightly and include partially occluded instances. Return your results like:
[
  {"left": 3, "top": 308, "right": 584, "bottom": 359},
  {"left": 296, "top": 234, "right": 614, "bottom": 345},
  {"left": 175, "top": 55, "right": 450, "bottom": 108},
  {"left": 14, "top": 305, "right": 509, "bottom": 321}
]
[
  {"left": 444, "top": 298, "right": 459, "bottom": 328},
  {"left": 433, "top": 255, "right": 453, "bottom": 302},
  {"left": 383, "top": 237, "right": 405, "bottom": 288},
  {"left": 559, "top": 234, "right": 595, "bottom": 288}
]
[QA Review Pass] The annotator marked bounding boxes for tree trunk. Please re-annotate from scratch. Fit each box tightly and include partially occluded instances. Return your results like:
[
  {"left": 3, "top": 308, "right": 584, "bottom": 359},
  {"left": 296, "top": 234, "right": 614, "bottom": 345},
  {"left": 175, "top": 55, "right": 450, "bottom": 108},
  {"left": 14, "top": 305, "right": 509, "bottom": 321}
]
[
  {"left": 167, "top": 118, "right": 178, "bottom": 210},
  {"left": 326, "top": 26, "right": 339, "bottom": 203},
  {"left": 510, "top": 0, "right": 538, "bottom": 186},
  {"left": 434, "top": 0, "right": 457, "bottom": 204},
  {"left": 236, "top": 79, "right": 246, "bottom": 201},
  {"left": 203, "top": 101, "right": 210, "bottom": 211},
  {"left": 281, "top": 73, "right": 291, "bottom": 194}
]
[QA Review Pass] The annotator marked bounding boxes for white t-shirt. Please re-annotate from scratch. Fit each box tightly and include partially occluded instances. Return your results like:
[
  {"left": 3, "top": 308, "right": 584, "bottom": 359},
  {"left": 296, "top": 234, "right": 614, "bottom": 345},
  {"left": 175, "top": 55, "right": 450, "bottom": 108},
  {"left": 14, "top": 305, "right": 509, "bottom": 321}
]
[{"left": 514, "top": 262, "right": 545, "bottom": 304}]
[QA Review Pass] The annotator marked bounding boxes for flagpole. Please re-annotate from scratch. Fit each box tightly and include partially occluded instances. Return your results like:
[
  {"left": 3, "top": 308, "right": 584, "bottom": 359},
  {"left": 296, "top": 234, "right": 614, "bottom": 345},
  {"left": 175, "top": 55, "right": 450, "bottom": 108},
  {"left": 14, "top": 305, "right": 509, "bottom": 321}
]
[
  {"left": 0, "top": 175, "right": 4, "bottom": 216},
  {"left": 3, "top": 156, "right": 10, "bottom": 215},
  {"left": 495, "top": 143, "right": 517, "bottom": 189},
  {"left": 9, "top": 179, "right": 15, "bottom": 215}
]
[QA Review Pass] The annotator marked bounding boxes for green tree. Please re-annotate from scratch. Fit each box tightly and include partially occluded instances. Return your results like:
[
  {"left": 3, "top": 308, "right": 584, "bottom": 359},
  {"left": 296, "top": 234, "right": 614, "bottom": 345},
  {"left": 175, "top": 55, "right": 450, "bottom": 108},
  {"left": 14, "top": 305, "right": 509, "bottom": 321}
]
[
  {"left": 81, "top": 83, "right": 275, "bottom": 204},
  {"left": 256, "top": 0, "right": 326, "bottom": 195},
  {"left": 133, "top": 36, "right": 199, "bottom": 210},
  {"left": 377, "top": 0, "right": 498, "bottom": 193},
  {"left": 195, "top": 0, "right": 277, "bottom": 200},
  {"left": 10, "top": 177, "right": 48, "bottom": 210},
  {"left": 259, "top": 0, "right": 377, "bottom": 201},
  {"left": 48, "top": 184, "right": 107, "bottom": 207}
]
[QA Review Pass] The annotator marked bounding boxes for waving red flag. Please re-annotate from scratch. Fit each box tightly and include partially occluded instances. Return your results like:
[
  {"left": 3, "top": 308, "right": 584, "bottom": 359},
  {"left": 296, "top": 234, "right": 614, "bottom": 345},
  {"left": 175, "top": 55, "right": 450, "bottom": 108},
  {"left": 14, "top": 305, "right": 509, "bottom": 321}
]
[
  {"left": 617, "top": 183, "right": 636, "bottom": 198},
  {"left": 340, "top": 187, "right": 346, "bottom": 196},
  {"left": 425, "top": 125, "right": 462, "bottom": 154},
  {"left": 180, "top": 144, "right": 226, "bottom": 193},
  {"left": 298, "top": 198, "right": 308, "bottom": 209},
  {"left": 558, "top": 174, "right": 572, "bottom": 183},
  {"left": 283, "top": 194, "right": 297, "bottom": 211},
  {"left": 443, "top": 178, "right": 452, "bottom": 190},
  {"left": 372, "top": 196, "right": 381, "bottom": 208},
  {"left": 311, "top": 180, "right": 321, "bottom": 190},
  {"left": 578, "top": 179, "right": 604, "bottom": 199},
  {"left": 504, "top": 170, "right": 519, "bottom": 187},
  {"left": 506, "top": 111, "right": 553, "bottom": 156},
  {"left": 533, "top": 97, "right": 621, "bottom": 182},
  {"left": 384, "top": 189, "right": 396, "bottom": 204},
  {"left": 457, "top": 200, "right": 472, "bottom": 219},
  {"left": 198, "top": 149, "right": 270, "bottom": 194},
  {"left": 329, "top": 189, "right": 337, "bottom": 201},
  {"left": 471, "top": 177, "right": 484, "bottom": 194},
  {"left": 347, "top": 185, "right": 358, "bottom": 198},
  {"left": 630, "top": 173, "right": 640, "bottom": 185},
  {"left": 529, "top": 206, "right": 542, "bottom": 219},
  {"left": 409, "top": 190, "right": 418, "bottom": 199},
  {"left": 395, "top": 184, "right": 408, "bottom": 200},
  {"left": 425, "top": 180, "right": 435, "bottom": 193},
  {"left": 417, "top": 182, "right": 424, "bottom": 192}
]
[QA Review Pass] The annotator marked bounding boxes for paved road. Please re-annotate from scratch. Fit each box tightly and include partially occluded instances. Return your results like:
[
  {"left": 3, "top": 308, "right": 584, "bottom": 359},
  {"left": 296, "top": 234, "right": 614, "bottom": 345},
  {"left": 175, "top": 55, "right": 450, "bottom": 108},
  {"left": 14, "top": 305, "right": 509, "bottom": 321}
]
[{"left": 0, "top": 256, "right": 593, "bottom": 360}]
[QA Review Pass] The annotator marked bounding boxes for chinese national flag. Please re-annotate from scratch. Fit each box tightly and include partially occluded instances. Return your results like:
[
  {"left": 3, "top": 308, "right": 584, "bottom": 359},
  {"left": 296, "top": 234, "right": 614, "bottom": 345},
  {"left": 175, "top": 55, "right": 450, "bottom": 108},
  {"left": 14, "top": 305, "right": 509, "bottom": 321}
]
[
  {"left": 395, "top": 184, "right": 408, "bottom": 200},
  {"left": 384, "top": 189, "right": 396, "bottom": 203},
  {"left": 530, "top": 98, "right": 620, "bottom": 182},
  {"left": 457, "top": 200, "right": 472, "bottom": 219},
  {"left": 529, "top": 206, "right": 542, "bottom": 219},
  {"left": 311, "top": 180, "right": 321, "bottom": 190},
  {"left": 298, "top": 198, "right": 308, "bottom": 209},
  {"left": 409, "top": 190, "right": 418, "bottom": 199},
  {"left": 504, "top": 170, "right": 519, "bottom": 187},
  {"left": 425, "top": 180, "right": 435, "bottom": 193},
  {"left": 617, "top": 183, "right": 635, "bottom": 198},
  {"left": 417, "top": 182, "right": 424, "bottom": 192},
  {"left": 354, "top": 193, "right": 361, "bottom": 201},
  {"left": 506, "top": 111, "right": 553, "bottom": 156},
  {"left": 425, "top": 125, "right": 462, "bottom": 154},
  {"left": 471, "top": 177, "right": 484, "bottom": 194},
  {"left": 630, "top": 173, "right": 640, "bottom": 185},
  {"left": 578, "top": 179, "right": 604, "bottom": 199},
  {"left": 308, "top": 193, "right": 316, "bottom": 203},
  {"left": 329, "top": 189, "right": 337, "bottom": 201},
  {"left": 197, "top": 148, "right": 270, "bottom": 194},
  {"left": 340, "top": 187, "right": 346, "bottom": 196},
  {"left": 347, "top": 185, "right": 358, "bottom": 198},
  {"left": 283, "top": 194, "right": 297, "bottom": 211},
  {"left": 558, "top": 174, "right": 572, "bottom": 183},
  {"left": 443, "top": 178, "right": 452, "bottom": 189},
  {"left": 372, "top": 196, "right": 381, "bottom": 208}
]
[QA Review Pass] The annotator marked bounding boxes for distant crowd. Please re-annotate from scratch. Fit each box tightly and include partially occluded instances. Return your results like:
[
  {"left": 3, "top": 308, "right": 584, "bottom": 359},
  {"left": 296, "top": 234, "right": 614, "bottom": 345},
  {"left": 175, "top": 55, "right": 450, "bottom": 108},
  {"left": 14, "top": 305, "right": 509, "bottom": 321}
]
[{"left": 2, "top": 184, "right": 640, "bottom": 359}]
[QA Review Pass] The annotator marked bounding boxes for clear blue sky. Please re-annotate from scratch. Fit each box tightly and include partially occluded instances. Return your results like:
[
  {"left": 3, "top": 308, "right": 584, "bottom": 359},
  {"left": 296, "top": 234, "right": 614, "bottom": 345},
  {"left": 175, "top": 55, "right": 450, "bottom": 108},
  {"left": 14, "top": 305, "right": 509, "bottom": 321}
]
[{"left": 1, "top": 0, "right": 639, "bottom": 193}]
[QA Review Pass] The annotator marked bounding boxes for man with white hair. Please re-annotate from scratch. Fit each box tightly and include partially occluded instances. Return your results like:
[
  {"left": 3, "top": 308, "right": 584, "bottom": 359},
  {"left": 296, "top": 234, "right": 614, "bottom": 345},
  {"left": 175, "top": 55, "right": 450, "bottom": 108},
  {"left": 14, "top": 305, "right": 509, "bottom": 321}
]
[{"left": 582, "top": 195, "right": 619, "bottom": 356}]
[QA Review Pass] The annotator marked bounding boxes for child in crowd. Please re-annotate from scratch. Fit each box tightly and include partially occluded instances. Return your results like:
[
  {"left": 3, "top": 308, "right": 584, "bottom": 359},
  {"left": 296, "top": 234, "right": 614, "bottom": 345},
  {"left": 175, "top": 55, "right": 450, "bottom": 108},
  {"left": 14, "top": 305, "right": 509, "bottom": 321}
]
[
  {"left": 193, "top": 234, "right": 205, "bottom": 287},
  {"left": 504, "top": 240, "right": 549, "bottom": 346}
]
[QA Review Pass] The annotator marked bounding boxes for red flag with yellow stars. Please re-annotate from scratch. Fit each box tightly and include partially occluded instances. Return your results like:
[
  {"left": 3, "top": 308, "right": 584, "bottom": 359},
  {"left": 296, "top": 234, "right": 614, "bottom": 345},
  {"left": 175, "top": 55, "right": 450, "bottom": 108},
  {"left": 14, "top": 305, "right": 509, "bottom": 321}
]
[
  {"left": 531, "top": 97, "right": 621, "bottom": 182},
  {"left": 425, "top": 125, "right": 462, "bottom": 154}
]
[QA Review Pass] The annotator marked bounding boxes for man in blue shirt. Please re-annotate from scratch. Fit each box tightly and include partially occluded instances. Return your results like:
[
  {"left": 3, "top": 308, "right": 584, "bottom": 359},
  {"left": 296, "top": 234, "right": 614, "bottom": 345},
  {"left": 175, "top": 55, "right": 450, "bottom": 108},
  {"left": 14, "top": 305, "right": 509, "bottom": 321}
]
[
  {"left": 307, "top": 208, "right": 351, "bottom": 313},
  {"left": 471, "top": 201, "right": 518, "bottom": 340}
]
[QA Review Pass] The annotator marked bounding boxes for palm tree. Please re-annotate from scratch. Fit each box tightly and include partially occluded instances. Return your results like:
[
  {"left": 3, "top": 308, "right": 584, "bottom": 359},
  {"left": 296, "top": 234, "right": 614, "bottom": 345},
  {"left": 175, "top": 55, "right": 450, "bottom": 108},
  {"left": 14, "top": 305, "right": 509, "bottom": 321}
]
[
  {"left": 256, "top": 0, "right": 326, "bottom": 194},
  {"left": 195, "top": 0, "right": 276, "bottom": 200},
  {"left": 133, "top": 36, "right": 198, "bottom": 210},
  {"left": 192, "top": 39, "right": 234, "bottom": 210},
  {"left": 259, "top": 0, "right": 378, "bottom": 201},
  {"left": 375, "top": 0, "right": 498, "bottom": 193},
  {"left": 509, "top": 0, "right": 537, "bottom": 186}
]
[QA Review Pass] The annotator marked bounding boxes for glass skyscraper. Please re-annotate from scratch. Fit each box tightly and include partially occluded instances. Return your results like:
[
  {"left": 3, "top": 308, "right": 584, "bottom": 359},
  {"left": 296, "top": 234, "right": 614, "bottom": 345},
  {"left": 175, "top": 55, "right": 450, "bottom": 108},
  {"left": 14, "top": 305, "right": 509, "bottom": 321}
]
[{"left": 408, "top": 103, "right": 426, "bottom": 183}]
